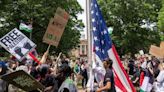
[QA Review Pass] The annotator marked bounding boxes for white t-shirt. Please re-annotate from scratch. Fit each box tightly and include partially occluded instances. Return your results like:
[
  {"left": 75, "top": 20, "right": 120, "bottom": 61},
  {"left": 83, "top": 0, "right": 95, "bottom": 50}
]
[
  {"left": 156, "top": 70, "right": 164, "bottom": 91},
  {"left": 141, "top": 61, "right": 147, "bottom": 69}
]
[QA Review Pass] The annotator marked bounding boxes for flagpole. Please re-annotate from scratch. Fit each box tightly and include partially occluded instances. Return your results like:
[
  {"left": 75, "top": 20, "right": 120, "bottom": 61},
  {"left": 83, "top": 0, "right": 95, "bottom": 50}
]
[
  {"left": 86, "top": 0, "right": 93, "bottom": 91},
  {"left": 86, "top": 0, "right": 92, "bottom": 70}
]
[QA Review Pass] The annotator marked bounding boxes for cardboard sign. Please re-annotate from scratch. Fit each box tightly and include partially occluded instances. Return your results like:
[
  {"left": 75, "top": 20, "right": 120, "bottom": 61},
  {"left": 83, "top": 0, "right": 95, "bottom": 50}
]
[
  {"left": 1, "top": 70, "right": 45, "bottom": 91},
  {"left": 43, "top": 7, "right": 69, "bottom": 47},
  {"left": 160, "top": 41, "right": 164, "bottom": 47},
  {"left": 149, "top": 45, "right": 163, "bottom": 58},
  {"left": 160, "top": 41, "right": 164, "bottom": 55},
  {"left": 0, "top": 28, "right": 36, "bottom": 61},
  {"left": 56, "top": 7, "right": 69, "bottom": 20}
]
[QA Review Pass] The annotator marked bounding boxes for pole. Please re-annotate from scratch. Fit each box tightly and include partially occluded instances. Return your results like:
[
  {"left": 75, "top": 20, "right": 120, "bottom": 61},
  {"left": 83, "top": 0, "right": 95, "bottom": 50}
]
[
  {"left": 56, "top": 52, "right": 62, "bottom": 68},
  {"left": 86, "top": 0, "right": 93, "bottom": 91},
  {"left": 30, "top": 32, "right": 32, "bottom": 40},
  {"left": 86, "top": 0, "right": 92, "bottom": 68},
  {"left": 47, "top": 44, "right": 51, "bottom": 52}
]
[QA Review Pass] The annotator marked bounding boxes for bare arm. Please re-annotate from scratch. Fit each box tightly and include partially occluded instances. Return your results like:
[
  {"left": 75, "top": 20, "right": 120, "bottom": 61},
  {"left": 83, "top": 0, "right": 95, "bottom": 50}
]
[
  {"left": 96, "top": 82, "right": 111, "bottom": 92},
  {"left": 133, "top": 77, "right": 139, "bottom": 83}
]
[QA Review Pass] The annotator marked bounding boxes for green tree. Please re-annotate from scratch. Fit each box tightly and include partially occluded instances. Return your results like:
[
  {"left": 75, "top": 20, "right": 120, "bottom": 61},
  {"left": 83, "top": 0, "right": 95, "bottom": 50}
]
[
  {"left": 0, "top": 0, "right": 84, "bottom": 54},
  {"left": 98, "top": 0, "right": 162, "bottom": 55},
  {"left": 157, "top": 0, "right": 164, "bottom": 41}
]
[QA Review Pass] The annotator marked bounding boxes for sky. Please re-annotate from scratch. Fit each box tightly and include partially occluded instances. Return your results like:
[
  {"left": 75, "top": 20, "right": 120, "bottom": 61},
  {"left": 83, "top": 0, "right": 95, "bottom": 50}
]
[{"left": 77, "top": 0, "right": 87, "bottom": 39}]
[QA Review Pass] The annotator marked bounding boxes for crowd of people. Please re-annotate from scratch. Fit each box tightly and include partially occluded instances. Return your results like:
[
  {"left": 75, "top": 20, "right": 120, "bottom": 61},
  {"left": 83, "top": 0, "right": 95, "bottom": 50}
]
[
  {"left": 0, "top": 52, "right": 164, "bottom": 92},
  {"left": 0, "top": 50, "right": 90, "bottom": 92},
  {"left": 122, "top": 54, "right": 164, "bottom": 92}
]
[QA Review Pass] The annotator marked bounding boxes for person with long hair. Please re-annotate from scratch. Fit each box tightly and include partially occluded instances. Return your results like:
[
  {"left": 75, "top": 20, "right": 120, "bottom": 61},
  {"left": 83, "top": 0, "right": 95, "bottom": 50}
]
[{"left": 96, "top": 59, "right": 116, "bottom": 92}]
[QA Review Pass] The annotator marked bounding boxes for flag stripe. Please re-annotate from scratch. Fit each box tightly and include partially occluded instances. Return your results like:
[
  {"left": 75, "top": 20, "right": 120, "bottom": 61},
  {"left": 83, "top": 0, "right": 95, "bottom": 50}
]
[
  {"left": 115, "top": 86, "right": 123, "bottom": 92},
  {"left": 112, "top": 45, "right": 136, "bottom": 92},
  {"left": 19, "top": 23, "right": 32, "bottom": 32},
  {"left": 113, "top": 70, "right": 127, "bottom": 92},
  {"left": 108, "top": 48, "right": 132, "bottom": 92}
]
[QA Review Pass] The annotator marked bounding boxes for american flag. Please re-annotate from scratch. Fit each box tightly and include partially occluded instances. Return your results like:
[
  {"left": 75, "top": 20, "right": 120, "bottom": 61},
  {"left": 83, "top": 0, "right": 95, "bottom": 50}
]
[
  {"left": 88, "top": 0, "right": 136, "bottom": 92},
  {"left": 91, "top": 0, "right": 112, "bottom": 61}
]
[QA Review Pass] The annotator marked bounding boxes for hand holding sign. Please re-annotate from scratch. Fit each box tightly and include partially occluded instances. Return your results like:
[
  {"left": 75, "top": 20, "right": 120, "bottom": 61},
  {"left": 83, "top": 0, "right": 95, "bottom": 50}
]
[{"left": 40, "top": 45, "right": 51, "bottom": 64}]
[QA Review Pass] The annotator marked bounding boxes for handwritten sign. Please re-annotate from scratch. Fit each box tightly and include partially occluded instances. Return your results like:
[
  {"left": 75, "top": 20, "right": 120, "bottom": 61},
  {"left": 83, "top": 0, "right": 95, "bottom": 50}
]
[
  {"left": 43, "top": 7, "right": 69, "bottom": 47},
  {"left": 0, "top": 28, "right": 36, "bottom": 61},
  {"left": 56, "top": 7, "right": 69, "bottom": 20},
  {"left": 1, "top": 70, "right": 44, "bottom": 91}
]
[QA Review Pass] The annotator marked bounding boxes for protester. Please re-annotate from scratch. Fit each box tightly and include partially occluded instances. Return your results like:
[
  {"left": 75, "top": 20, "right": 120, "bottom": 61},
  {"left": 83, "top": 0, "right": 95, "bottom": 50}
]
[
  {"left": 152, "top": 58, "right": 160, "bottom": 78},
  {"left": 131, "top": 61, "right": 141, "bottom": 87},
  {"left": 96, "top": 59, "right": 116, "bottom": 92},
  {"left": 58, "top": 66, "right": 77, "bottom": 92},
  {"left": 0, "top": 62, "right": 8, "bottom": 92},
  {"left": 81, "top": 61, "right": 88, "bottom": 89},
  {"left": 58, "top": 59, "right": 77, "bottom": 92},
  {"left": 73, "top": 60, "right": 81, "bottom": 85},
  {"left": 39, "top": 65, "right": 56, "bottom": 92},
  {"left": 127, "top": 59, "right": 135, "bottom": 77},
  {"left": 50, "top": 58, "right": 71, "bottom": 91},
  {"left": 154, "top": 62, "right": 164, "bottom": 91}
]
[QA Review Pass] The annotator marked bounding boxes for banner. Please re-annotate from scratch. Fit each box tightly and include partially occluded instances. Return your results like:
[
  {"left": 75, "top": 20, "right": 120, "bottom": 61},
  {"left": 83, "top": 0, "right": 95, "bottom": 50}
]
[
  {"left": 0, "top": 28, "right": 36, "bottom": 61},
  {"left": 1, "top": 70, "right": 44, "bottom": 91},
  {"left": 43, "top": 7, "right": 69, "bottom": 47}
]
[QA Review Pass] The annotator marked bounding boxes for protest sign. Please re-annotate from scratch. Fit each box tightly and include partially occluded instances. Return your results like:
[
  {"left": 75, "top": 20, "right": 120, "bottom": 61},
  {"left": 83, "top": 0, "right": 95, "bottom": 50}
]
[
  {"left": 149, "top": 45, "right": 163, "bottom": 58},
  {"left": 139, "top": 50, "right": 144, "bottom": 55},
  {"left": 160, "top": 41, "right": 164, "bottom": 56},
  {"left": 43, "top": 7, "right": 69, "bottom": 47},
  {"left": 1, "top": 70, "right": 44, "bottom": 91},
  {"left": 0, "top": 28, "right": 36, "bottom": 61},
  {"left": 56, "top": 7, "right": 69, "bottom": 20}
]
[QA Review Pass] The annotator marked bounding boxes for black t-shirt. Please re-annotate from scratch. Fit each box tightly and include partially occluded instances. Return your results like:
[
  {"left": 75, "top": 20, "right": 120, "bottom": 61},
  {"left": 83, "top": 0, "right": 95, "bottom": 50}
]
[
  {"left": 104, "top": 68, "right": 116, "bottom": 92},
  {"left": 128, "top": 63, "right": 134, "bottom": 75},
  {"left": 40, "top": 75, "right": 55, "bottom": 87}
]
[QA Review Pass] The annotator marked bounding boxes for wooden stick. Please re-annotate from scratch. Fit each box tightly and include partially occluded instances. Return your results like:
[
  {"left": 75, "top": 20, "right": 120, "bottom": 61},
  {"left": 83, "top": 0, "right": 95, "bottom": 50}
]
[
  {"left": 47, "top": 45, "right": 51, "bottom": 52},
  {"left": 56, "top": 52, "right": 62, "bottom": 68}
]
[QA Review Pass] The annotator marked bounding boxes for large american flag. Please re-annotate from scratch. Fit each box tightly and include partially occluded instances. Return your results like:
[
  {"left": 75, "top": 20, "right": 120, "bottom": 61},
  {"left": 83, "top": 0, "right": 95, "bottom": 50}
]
[{"left": 88, "top": 0, "right": 136, "bottom": 92}]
